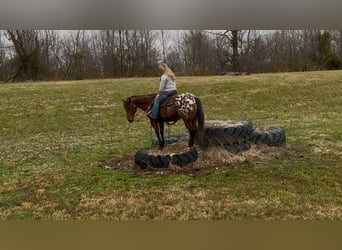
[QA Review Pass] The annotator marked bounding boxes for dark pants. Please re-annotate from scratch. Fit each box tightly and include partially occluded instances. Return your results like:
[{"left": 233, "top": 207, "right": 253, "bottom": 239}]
[{"left": 151, "top": 90, "right": 176, "bottom": 117}]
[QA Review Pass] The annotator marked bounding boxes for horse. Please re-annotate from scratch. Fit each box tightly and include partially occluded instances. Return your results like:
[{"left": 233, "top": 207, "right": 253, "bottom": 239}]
[{"left": 123, "top": 93, "right": 205, "bottom": 150}]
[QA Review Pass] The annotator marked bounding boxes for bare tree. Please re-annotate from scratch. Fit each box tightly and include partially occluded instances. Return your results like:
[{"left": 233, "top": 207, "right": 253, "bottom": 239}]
[
  {"left": 165, "top": 30, "right": 184, "bottom": 74},
  {"left": 0, "top": 31, "right": 5, "bottom": 81},
  {"left": 340, "top": 30, "right": 342, "bottom": 57},
  {"left": 139, "top": 30, "right": 158, "bottom": 76},
  {"left": 61, "top": 30, "right": 99, "bottom": 80},
  {"left": 239, "top": 30, "right": 266, "bottom": 73},
  {"left": 4, "top": 30, "right": 63, "bottom": 81},
  {"left": 204, "top": 30, "right": 245, "bottom": 73},
  {"left": 5, "top": 30, "right": 42, "bottom": 81},
  {"left": 40, "top": 30, "right": 63, "bottom": 80},
  {"left": 159, "top": 30, "right": 172, "bottom": 63},
  {"left": 230, "top": 30, "right": 240, "bottom": 72},
  {"left": 1, "top": 29, "right": 342, "bottom": 81},
  {"left": 181, "top": 30, "right": 213, "bottom": 75}
]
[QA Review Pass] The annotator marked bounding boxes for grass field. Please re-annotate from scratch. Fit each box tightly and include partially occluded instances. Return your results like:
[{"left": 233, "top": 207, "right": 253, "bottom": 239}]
[{"left": 0, "top": 71, "right": 341, "bottom": 219}]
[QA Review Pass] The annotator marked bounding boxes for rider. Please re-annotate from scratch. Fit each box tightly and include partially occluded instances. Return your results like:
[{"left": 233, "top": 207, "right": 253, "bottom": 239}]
[{"left": 148, "top": 63, "right": 177, "bottom": 119}]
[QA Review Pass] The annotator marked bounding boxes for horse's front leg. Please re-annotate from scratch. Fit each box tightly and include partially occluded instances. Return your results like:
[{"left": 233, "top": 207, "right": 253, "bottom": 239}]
[
  {"left": 159, "top": 121, "right": 165, "bottom": 150},
  {"left": 150, "top": 120, "right": 163, "bottom": 150}
]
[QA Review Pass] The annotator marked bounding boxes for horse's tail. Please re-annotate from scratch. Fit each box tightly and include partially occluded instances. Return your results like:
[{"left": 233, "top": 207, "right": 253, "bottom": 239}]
[{"left": 195, "top": 96, "right": 205, "bottom": 140}]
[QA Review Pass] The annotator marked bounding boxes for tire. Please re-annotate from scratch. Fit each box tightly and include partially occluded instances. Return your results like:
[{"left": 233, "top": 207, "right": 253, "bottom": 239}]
[
  {"left": 171, "top": 147, "right": 198, "bottom": 167},
  {"left": 134, "top": 147, "right": 198, "bottom": 169},
  {"left": 198, "top": 119, "right": 253, "bottom": 153},
  {"left": 253, "top": 126, "right": 286, "bottom": 147}
]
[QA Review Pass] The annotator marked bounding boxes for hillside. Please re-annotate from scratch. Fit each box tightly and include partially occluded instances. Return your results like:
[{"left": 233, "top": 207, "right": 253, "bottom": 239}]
[{"left": 0, "top": 71, "right": 341, "bottom": 219}]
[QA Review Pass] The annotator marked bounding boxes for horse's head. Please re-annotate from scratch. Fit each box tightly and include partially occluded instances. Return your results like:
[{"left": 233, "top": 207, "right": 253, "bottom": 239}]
[{"left": 122, "top": 97, "right": 137, "bottom": 123}]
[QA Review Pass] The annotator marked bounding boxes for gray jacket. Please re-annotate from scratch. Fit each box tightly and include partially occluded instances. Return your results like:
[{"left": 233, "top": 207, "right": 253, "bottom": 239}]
[{"left": 159, "top": 74, "right": 176, "bottom": 92}]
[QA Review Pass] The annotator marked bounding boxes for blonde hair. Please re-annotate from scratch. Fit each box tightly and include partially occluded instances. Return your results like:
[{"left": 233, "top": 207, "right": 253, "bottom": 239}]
[{"left": 159, "top": 63, "right": 175, "bottom": 80}]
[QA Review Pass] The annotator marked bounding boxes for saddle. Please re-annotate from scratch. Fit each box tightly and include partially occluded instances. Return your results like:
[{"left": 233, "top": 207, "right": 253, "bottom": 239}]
[
  {"left": 149, "top": 90, "right": 178, "bottom": 111},
  {"left": 160, "top": 93, "right": 177, "bottom": 108},
  {"left": 159, "top": 92, "right": 178, "bottom": 124}
]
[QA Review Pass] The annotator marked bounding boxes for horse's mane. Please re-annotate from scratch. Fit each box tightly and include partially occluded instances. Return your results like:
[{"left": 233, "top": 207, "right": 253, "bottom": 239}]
[
  {"left": 124, "top": 93, "right": 156, "bottom": 107},
  {"left": 129, "top": 93, "right": 155, "bottom": 99},
  {"left": 126, "top": 94, "right": 156, "bottom": 103}
]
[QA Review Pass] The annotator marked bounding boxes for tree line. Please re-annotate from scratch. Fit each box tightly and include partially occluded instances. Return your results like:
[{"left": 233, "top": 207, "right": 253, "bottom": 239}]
[{"left": 0, "top": 30, "right": 341, "bottom": 82}]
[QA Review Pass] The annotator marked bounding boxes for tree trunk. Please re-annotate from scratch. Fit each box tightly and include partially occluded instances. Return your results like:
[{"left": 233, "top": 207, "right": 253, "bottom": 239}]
[
  {"left": 340, "top": 30, "right": 342, "bottom": 57},
  {"left": 231, "top": 30, "right": 239, "bottom": 72},
  {"left": 6, "top": 30, "right": 41, "bottom": 81}
]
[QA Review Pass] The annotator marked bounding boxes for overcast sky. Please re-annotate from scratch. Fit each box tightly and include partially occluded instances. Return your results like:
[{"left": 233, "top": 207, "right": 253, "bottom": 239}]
[{"left": 1, "top": 1, "right": 342, "bottom": 29}]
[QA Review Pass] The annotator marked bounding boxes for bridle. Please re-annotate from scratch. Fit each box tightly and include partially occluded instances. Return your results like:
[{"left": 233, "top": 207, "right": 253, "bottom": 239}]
[{"left": 125, "top": 98, "right": 147, "bottom": 123}]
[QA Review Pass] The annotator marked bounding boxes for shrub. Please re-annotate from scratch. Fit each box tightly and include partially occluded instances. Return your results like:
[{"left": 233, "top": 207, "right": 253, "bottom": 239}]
[{"left": 323, "top": 52, "right": 342, "bottom": 70}]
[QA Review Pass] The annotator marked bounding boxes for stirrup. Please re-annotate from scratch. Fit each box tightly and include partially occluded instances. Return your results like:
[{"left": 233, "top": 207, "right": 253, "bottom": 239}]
[{"left": 147, "top": 111, "right": 157, "bottom": 119}]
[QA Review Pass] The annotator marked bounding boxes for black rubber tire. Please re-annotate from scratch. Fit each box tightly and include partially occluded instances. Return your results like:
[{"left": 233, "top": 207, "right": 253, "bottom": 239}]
[
  {"left": 253, "top": 126, "right": 286, "bottom": 147},
  {"left": 198, "top": 119, "right": 253, "bottom": 152},
  {"left": 171, "top": 147, "right": 198, "bottom": 167},
  {"left": 134, "top": 147, "right": 198, "bottom": 169}
]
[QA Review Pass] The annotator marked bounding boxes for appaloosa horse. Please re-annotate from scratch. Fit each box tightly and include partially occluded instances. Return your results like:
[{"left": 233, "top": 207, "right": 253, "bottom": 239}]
[{"left": 123, "top": 93, "right": 205, "bottom": 150}]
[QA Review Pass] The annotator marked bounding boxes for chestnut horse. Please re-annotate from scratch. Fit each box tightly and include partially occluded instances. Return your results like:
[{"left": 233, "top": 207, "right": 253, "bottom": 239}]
[{"left": 123, "top": 93, "right": 205, "bottom": 150}]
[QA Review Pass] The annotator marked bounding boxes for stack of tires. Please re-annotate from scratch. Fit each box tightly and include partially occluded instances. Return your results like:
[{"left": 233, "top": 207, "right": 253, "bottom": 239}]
[
  {"left": 199, "top": 119, "right": 286, "bottom": 153},
  {"left": 199, "top": 119, "right": 254, "bottom": 153},
  {"left": 252, "top": 125, "right": 286, "bottom": 147},
  {"left": 134, "top": 119, "right": 286, "bottom": 169}
]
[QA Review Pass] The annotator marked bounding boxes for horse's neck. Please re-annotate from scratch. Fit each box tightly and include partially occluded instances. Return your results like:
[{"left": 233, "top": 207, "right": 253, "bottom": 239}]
[{"left": 131, "top": 95, "right": 155, "bottom": 111}]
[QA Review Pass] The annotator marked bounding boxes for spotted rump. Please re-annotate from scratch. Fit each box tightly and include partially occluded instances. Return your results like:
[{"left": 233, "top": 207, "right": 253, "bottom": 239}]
[{"left": 175, "top": 93, "right": 197, "bottom": 116}]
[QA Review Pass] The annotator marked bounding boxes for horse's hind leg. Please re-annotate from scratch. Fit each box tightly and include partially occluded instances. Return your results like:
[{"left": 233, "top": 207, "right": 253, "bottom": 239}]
[
  {"left": 184, "top": 119, "right": 197, "bottom": 148},
  {"left": 188, "top": 130, "right": 196, "bottom": 147}
]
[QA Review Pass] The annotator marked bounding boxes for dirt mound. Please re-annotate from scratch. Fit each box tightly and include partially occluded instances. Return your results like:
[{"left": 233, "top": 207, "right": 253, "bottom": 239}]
[{"left": 100, "top": 137, "right": 288, "bottom": 177}]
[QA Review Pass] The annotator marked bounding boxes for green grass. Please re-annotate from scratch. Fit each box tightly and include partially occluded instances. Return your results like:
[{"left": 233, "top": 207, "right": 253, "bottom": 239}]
[{"left": 0, "top": 71, "right": 341, "bottom": 219}]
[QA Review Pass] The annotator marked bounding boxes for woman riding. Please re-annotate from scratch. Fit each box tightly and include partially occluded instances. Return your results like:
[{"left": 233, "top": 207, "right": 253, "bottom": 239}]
[{"left": 147, "top": 63, "right": 177, "bottom": 119}]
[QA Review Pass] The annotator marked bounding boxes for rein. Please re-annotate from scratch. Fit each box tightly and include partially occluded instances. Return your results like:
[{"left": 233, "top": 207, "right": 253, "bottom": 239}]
[
  {"left": 126, "top": 94, "right": 175, "bottom": 146},
  {"left": 134, "top": 108, "right": 147, "bottom": 123}
]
